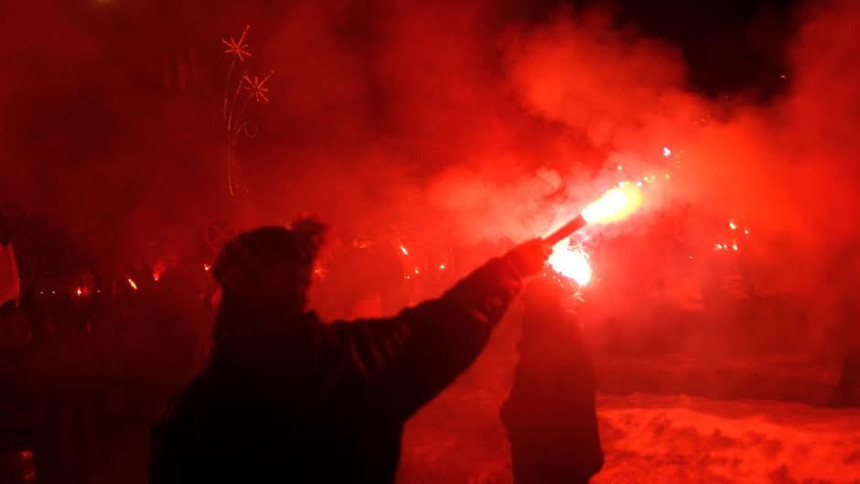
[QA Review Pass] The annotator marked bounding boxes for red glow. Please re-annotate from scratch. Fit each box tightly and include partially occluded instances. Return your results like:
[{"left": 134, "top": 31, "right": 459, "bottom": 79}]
[{"left": 203, "top": 264, "right": 212, "bottom": 272}]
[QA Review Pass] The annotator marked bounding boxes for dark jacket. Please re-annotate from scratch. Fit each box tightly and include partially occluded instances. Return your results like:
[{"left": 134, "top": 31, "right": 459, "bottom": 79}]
[
  {"left": 150, "top": 256, "right": 524, "bottom": 483},
  {"left": 501, "top": 279, "right": 604, "bottom": 484}
]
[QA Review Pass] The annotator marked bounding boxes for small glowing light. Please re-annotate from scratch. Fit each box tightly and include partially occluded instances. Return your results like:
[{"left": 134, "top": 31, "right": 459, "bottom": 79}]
[
  {"left": 663, "top": 147, "right": 672, "bottom": 157},
  {"left": 75, "top": 287, "right": 83, "bottom": 297},
  {"left": 729, "top": 221, "right": 737, "bottom": 230},
  {"left": 744, "top": 229, "right": 750, "bottom": 235},
  {"left": 549, "top": 245, "right": 592, "bottom": 286},
  {"left": 732, "top": 243, "right": 739, "bottom": 251},
  {"left": 636, "top": 181, "right": 643, "bottom": 187},
  {"left": 128, "top": 278, "right": 139, "bottom": 291},
  {"left": 414, "top": 267, "right": 420, "bottom": 274},
  {"left": 664, "top": 173, "right": 671, "bottom": 180},
  {"left": 715, "top": 244, "right": 724, "bottom": 250},
  {"left": 400, "top": 244, "right": 409, "bottom": 256},
  {"left": 203, "top": 264, "right": 212, "bottom": 272},
  {"left": 688, "top": 255, "right": 694, "bottom": 260},
  {"left": 439, "top": 264, "right": 446, "bottom": 270},
  {"left": 617, "top": 165, "right": 623, "bottom": 171}
]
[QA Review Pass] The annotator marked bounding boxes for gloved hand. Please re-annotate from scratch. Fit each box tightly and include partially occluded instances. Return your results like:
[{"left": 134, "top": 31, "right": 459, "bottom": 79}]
[{"left": 505, "top": 238, "right": 552, "bottom": 277}]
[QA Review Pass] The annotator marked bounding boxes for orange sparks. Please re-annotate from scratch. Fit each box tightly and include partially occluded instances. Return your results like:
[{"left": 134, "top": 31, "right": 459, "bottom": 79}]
[
  {"left": 549, "top": 245, "right": 592, "bottom": 286},
  {"left": 127, "top": 278, "right": 138, "bottom": 291},
  {"left": 581, "top": 184, "right": 643, "bottom": 224}
]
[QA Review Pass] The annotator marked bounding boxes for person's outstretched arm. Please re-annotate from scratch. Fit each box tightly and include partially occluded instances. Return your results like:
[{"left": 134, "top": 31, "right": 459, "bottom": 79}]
[{"left": 327, "top": 239, "right": 550, "bottom": 417}]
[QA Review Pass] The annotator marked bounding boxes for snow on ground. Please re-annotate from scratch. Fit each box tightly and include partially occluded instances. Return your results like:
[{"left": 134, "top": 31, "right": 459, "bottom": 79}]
[
  {"left": 594, "top": 394, "right": 860, "bottom": 483},
  {"left": 400, "top": 391, "right": 860, "bottom": 484}
]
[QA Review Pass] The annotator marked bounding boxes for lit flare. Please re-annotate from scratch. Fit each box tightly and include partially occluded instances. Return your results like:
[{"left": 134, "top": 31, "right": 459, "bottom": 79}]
[{"left": 581, "top": 184, "right": 643, "bottom": 224}]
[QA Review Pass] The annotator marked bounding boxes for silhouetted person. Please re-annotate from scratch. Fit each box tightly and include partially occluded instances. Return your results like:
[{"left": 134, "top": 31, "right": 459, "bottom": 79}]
[
  {"left": 149, "top": 219, "right": 550, "bottom": 483},
  {"left": 831, "top": 346, "right": 860, "bottom": 407},
  {"left": 501, "top": 277, "right": 604, "bottom": 484}
]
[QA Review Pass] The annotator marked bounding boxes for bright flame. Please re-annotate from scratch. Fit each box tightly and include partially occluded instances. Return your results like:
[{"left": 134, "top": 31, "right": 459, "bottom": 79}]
[
  {"left": 548, "top": 245, "right": 592, "bottom": 286},
  {"left": 127, "top": 278, "right": 138, "bottom": 291},
  {"left": 581, "top": 185, "right": 643, "bottom": 224}
]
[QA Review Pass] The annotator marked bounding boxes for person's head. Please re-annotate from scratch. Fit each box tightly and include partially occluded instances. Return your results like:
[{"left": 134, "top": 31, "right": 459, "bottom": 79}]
[{"left": 212, "top": 218, "right": 326, "bottom": 319}]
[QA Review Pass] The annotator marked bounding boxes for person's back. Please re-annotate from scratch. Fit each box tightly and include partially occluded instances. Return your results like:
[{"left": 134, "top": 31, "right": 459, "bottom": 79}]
[
  {"left": 153, "top": 313, "right": 405, "bottom": 482},
  {"left": 501, "top": 278, "right": 603, "bottom": 484},
  {"left": 150, "top": 222, "right": 550, "bottom": 483}
]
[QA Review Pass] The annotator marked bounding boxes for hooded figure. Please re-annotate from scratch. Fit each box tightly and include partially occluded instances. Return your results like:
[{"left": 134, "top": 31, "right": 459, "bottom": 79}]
[
  {"left": 501, "top": 277, "right": 604, "bottom": 484},
  {"left": 150, "top": 219, "right": 550, "bottom": 483}
]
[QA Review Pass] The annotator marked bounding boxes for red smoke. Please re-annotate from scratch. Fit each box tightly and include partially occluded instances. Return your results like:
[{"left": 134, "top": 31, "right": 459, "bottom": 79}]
[{"left": 2, "top": 0, "right": 859, "bottom": 350}]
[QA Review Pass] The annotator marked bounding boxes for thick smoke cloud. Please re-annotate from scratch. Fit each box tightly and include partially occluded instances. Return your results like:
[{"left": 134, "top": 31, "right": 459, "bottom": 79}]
[{"left": 2, "top": 0, "right": 859, "bottom": 349}]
